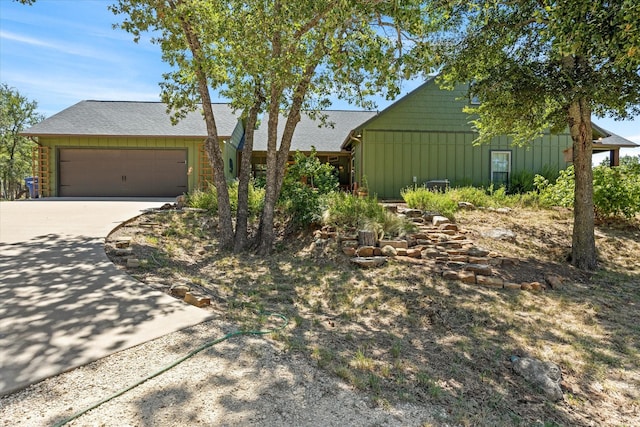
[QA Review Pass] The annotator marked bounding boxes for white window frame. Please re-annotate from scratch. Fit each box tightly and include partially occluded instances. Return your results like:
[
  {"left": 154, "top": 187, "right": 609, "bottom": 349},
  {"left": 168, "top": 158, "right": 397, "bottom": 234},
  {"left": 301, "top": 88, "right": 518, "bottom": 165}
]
[{"left": 490, "top": 150, "right": 511, "bottom": 185}]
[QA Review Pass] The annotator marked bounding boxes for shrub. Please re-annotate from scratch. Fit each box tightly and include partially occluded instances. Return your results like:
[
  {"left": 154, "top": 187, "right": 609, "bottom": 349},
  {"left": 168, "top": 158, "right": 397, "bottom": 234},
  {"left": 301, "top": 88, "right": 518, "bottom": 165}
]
[
  {"left": 534, "top": 162, "right": 640, "bottom": 219},
  {"left": 187, "top": 186, "right": 218, "bottom": 212},
  {"left": 538, "top": 164, "right": 560, "bottom": 184},
  {"left": 509, "top": 169, "right": 535, "bottom": 194},
  {"left": 187, "top": 180, "right": 264, "bottom": 219},
  {"left": 363, "top": 209, "right": 417, "bottom": 240},
  {"left": 593, "top": 162, "right": 640, "bottom": 219},
  {"left": 279, "top": 149, "right": 339, "bottom": 226},
  {"left": 534, "top": 166, "right": 575, "bottom": 208},
  {"left": 448, "top": 186, "right": 494, "bottom": 208},
  {"left": 322, "top": 192, "right": 386, "bottom": 230},
  {"left": 401, "top": 186, "right": 457, "bottom": 220}
]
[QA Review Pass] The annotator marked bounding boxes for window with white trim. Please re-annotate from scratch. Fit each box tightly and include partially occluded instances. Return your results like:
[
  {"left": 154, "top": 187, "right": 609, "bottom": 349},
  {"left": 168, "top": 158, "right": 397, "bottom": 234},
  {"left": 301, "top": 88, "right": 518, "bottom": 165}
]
[{"left": 490, "top": 151, "right": 511, "bottom": 186}]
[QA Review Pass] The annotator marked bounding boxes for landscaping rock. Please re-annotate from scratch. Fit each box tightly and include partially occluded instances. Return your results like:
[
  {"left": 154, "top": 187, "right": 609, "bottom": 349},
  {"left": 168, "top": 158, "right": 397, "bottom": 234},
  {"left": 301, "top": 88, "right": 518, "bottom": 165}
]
[
  {"left": 504, "top": 282, "right": 522, "bottom": 290},
  {"left": 468, "top": 256, "right": 489, "bottom": 264},
  {"left": 406, "top": 248, "right": 422, "bottom": 258},
  {"left": 545, "top": 274, "right": 563, "bottom": 290},
  {"left": 403, "top": 209, "right": 423, "bottom": 218},
  {"left": 184, "top": 292, "right": 211, "bottom": 308},
  {"left": 442, "top": 270, "right": 459, "bottom": 280},
  {"left": 379, "top": 239, "right": 408, "bottom": 249},
  {"left": 432, "top": 215, "right": 450, "bottom": 226},
  {"left": 424, "top": 248, "right": 440, "bottom": 258},
  {"left": 459, "top": 270, "right": 476, "bottom": 283},
  {"left": 126, "top": 258, "right": 141, "bottom": 268},
  {"left": 115, "top": 237, "right": 132, "bottom": 248},
  {"left": 356, "top": 246, "right": 375, "bottom": 257},
  {"left": 530, "top": 281, "right": 544, "bottom": 291},
  {"left": 467, "top": 246, "right": 490, "bottom": 257},
  {"left": 440, "top": 223, "right": 459, "bottom": 232},
  {"left": 496, "top": 207, "right": 512, "bottom": 214},
  {"left": 342, "top": 247, "right": 357, "bottom": 257},
  {"left": 380, "top": 245, "right": 397, "bottom": 257},
  {"left": 476, "top": 275, "right": 504, "bottom": 288},
  {"left": 458, "top": 201, "right": 476, "bottom": 210},
  {"left": 511, "top": 356, "right": 563, "bottom": 401},
  {"left": 351, "top": 256, "right": 387, "bottom": 268},
  {"left": 115, "top": 248, "right": 133, "bottom": 256},
  {"left": 170, "top": 283, "right": 191, "bottom": 298},
  {"left": 464, "top": 264, "right": 492, "bottom": 276},
  {"left": 440, "top": 241, "right": 463, "bottom": 249},
  {"left": 446, "top": 261, "right": 467, "bottom": 269},
  {"left": 481, "top": 228, "right": 517, "bottom": 242}
]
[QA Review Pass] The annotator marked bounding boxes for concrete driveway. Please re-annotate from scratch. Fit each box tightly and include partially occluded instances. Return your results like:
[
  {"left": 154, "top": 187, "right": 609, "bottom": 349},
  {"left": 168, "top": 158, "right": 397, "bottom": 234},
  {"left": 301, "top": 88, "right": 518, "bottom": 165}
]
[{"left": 0, "top": 199, "right": 213, "bottom": 396}]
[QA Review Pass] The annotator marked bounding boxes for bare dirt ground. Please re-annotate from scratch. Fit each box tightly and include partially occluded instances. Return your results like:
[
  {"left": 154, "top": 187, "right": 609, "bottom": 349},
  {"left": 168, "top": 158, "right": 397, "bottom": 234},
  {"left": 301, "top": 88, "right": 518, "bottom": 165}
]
[{"left": 2, "top": 206, "right": 638, "bottom": 426}]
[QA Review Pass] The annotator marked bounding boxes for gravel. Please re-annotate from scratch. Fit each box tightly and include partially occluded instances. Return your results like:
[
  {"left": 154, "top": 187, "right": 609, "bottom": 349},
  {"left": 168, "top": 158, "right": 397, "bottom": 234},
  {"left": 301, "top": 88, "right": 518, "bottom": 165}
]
[{"left": 0, "top": 319, "right": 445, "bottom": 426}]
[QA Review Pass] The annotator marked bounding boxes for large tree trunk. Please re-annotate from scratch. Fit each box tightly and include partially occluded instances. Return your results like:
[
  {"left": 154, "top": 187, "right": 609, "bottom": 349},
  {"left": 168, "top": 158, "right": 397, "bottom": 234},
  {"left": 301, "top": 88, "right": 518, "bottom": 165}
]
[
  {"left": 568, "top": 96, "right": 597, "bottom": 270},
  {"left": 234, "top": 96, "right": 262, "bottom": 252},
  {"left": 256, "top": 88, "right": 282, "bottom": 255},
  {"left": 177, "top": 8, "right": 234, "bottom": 248}
]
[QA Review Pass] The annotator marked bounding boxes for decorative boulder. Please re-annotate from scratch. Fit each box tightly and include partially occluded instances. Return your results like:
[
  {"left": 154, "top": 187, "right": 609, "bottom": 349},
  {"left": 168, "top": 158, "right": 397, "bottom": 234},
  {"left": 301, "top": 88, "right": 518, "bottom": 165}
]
[{"left": 511, "top": 356, "right": 563, "bottom": 401}]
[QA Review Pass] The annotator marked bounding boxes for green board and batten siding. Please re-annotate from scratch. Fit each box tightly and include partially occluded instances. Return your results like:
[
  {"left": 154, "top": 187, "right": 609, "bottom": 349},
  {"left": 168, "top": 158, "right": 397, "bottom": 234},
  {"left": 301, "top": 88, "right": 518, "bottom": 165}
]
[
  {"left": 39, "top": 136, "right": 203, "bottom": 197},
  {"left": 352, "top": 80, "right": 572, "bottom": 199}
]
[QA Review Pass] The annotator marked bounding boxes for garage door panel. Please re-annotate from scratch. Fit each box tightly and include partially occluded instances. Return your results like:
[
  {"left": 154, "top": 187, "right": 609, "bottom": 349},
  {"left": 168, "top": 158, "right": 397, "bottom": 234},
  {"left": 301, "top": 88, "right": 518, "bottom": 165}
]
[{"left": 59, "top": 149, "right": 187, "bottom": 197}]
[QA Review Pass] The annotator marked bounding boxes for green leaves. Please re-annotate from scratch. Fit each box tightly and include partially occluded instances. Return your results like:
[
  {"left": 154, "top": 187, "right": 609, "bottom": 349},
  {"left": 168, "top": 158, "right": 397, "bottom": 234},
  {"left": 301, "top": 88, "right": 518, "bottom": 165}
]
[
  {"left": 433, "top": 0, "right": 640, "bottom": 136},
  {"left": 0, "top": 83, "right": 44, "bottom": 199}
]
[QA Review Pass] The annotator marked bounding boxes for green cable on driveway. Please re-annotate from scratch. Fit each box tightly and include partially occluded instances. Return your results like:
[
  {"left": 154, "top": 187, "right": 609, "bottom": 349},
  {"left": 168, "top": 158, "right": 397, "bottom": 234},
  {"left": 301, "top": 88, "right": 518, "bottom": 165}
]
[{"left": 54, "top": 312, "right": 288, "bottom": 427}]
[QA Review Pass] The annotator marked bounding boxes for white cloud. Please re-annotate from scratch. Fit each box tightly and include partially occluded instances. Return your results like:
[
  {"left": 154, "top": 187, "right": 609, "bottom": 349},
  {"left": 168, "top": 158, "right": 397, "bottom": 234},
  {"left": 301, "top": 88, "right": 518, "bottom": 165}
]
[{"left": 0, "top": 29, "right": 123, "bottom": 63}]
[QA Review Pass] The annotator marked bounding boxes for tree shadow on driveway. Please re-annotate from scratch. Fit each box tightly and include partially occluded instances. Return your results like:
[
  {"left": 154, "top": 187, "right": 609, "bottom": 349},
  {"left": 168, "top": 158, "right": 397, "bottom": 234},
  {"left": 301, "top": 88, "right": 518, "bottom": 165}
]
[{"left": 0, "top": 234, "right": 212, "bottom": 396}]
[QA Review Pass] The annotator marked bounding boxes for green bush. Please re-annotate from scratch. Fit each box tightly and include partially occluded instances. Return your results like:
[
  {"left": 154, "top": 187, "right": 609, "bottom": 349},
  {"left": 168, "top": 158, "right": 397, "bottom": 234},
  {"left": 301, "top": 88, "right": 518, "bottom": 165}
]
[
  {"left": 322, "top": 192, "right": 386, "bottom": 231},
  {"left": 448, "top": 186, "right": 494, "bottom": 208},
  {"left": 534, "top": 162, "right": 640, "bottom": 219},
  {"left": 187, "top": 180, "right": 264, "bottom": 219},
  {"left": 534, "top": 166, "right": 575, "bottom": 208},
  {"left": 279, "top": 149, "right": 339, "bottom": 226},
  {"left": 538, "top": 164, "right": 560, "bottom": 184},
  {"left": 363, "top": 209, "right": 417, "bottom": 239},
  {"left": 509, "top": 169, "right": 535, "bottom": 194},
  {"left": 187, "top": 186, "right": 218, "bottom": 212},
  {"left": 401, "top": 186, "right": 457, "bottom": 220},
  {"left": 593, "top": 162, "right": 640, "bottom": 219}
]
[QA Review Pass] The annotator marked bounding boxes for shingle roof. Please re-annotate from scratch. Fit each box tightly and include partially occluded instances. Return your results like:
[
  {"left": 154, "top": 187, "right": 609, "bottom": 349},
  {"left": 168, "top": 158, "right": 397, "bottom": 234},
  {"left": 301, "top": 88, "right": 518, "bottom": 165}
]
[
  {"left": 591, "top": 122, "right": 639, "bottom": 148},
  {"left": 21, "top": 100, "right": 239, "bottom": 137},
  {"left": 251, "top": 110, "right": 378, "bottom": 152}
]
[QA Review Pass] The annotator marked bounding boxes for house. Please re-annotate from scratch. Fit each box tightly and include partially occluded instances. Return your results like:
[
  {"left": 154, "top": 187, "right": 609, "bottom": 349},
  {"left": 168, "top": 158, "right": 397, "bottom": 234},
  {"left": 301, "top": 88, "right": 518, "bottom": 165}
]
[
  {"left": 23, "top": 84, "right": 636, "bottom": 199},
  {"left": 22, "top": 101, "right": 239, "bottom": 197},
  {"left": 23, "top": 100, "right": 375, "bottom": 197},
  {"left": 342, "top": 78, "right": 638, "bottom": 199}
]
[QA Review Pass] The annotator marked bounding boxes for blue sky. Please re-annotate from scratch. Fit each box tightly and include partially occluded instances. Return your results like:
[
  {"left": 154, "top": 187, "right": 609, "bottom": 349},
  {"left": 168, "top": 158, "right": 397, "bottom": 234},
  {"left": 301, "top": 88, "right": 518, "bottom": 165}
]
[{"left": 1, "top": 0, "right": 639, "bottom": 159}]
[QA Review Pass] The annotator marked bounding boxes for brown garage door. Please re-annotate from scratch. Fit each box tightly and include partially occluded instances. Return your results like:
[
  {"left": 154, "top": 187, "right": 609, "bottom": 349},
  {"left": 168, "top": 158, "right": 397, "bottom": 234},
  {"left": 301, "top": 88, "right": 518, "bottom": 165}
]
[{"left": 59, "top": 149, "right": 188, "bottom": 197}]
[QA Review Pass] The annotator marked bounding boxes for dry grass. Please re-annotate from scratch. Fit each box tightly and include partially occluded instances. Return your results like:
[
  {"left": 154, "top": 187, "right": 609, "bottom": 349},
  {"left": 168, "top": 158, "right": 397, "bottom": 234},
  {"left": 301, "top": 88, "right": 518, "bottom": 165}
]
[{"left": 107, "top": 207, "right": 640, "bottom": 426}]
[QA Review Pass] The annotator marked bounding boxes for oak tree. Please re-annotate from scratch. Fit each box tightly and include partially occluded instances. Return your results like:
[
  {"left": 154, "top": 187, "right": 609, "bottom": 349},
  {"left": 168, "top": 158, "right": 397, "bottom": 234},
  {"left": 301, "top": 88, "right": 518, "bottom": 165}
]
[
  {"left": 432, "top": 0, "right": 640, "bottom": 270},
  {"left": 0, "top": 84, "right": 44, "bottom": 199},
  {"left": 112, "top": 0, "right": 434, "bottom": 253}
]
